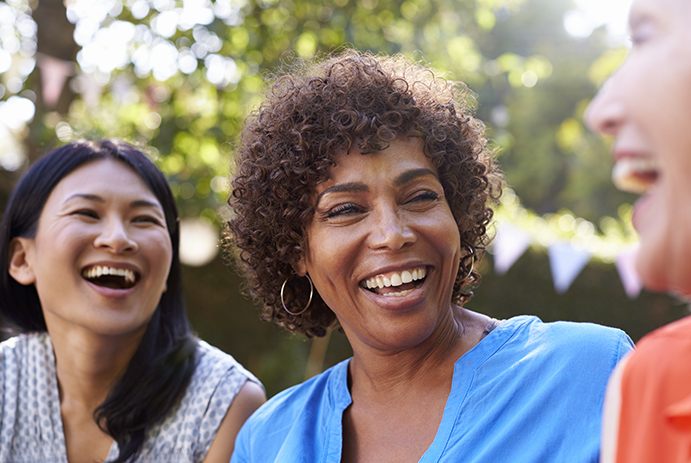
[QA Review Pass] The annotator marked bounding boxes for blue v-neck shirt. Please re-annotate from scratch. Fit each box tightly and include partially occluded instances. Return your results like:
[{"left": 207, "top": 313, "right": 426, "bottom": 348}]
[{"left": 232, "top": 315, "right": 633, "bottom": 463}]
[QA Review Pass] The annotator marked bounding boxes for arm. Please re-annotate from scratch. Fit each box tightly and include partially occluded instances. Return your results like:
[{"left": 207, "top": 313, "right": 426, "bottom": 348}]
[
  {"left": 203, "top": 380, "right": 266, "bottom": 463},
  {"left": 600, "top": 353, "right": 631, "bottom": 463}
]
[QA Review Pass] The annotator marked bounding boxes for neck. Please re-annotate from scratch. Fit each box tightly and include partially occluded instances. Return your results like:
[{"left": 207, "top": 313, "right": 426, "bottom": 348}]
[
  {"left": 46, "top": 322, "right": 146, "bottom": 412},
  {"left": 346, "top": 306, "right": 490, "bottom": 398}
]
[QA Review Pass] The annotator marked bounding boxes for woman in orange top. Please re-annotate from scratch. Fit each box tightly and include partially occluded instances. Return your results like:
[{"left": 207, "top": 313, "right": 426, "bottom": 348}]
[{"left": 586, "top": 0, "right": 691, "bottom": 461}]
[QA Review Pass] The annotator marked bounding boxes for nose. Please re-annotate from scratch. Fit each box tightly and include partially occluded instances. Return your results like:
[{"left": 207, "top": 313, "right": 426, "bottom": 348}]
[
  {"left": 585, "top": 77, "right": 624, "bottom": 137},
  {"left": 93, "top": 218, "right": 138, "bottom": 254},
  {"left": 369, "top": 206, "right": 416, "bottom": 251}
]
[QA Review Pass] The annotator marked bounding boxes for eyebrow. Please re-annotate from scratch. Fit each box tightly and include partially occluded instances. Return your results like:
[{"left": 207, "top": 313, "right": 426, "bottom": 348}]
[
  {"left": 628, "top": 3, "right": 653, "bottom": 30},
  {"left": 395, "top": 168, "right": 438, "bottom": 186},
  {"left": 315, "top": 183, "right": 368, "bottom": 206},
  {"left": 64, "top": 193, "right": 104, "bottom": 204},
  {"left": 130, "top": 199, "right": 162, "bottom": 209},
  {"left": 64, "top": 194, "right": 161, "bottom": 210},
  {"left": 628, "top": 10, "right": 643, "bottom": 29},
  {"left": 315, "top": 168, "right": 439, "bottom": 206}
]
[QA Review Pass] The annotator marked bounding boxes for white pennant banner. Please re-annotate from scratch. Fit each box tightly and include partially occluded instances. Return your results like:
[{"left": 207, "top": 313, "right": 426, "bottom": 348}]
[
  {"left": 77, "top": 74, "right": 103, "bottom": 108},
  {"left": 615, "top": 246, "right": 642, "bottom": 299},
  {"left": 548, "top": 242, "right": 591, "bottom": 294},
  {"left": 492, "top": 222, "right": 532, "bottom": 275}
]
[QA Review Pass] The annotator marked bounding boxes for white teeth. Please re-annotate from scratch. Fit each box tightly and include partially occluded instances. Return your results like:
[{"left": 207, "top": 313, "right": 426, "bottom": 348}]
[
  {"left": 363, "top": 266, "right": 427, "bottom": 290},
  {"left": 612, "top": 157, "right": 658, "bottom": 194},
  {"left": 82, "top": 266, "right": 136, "bottom": 284},
  {"left": 383, "top": 288, "right": 413, "bottom": 297}
]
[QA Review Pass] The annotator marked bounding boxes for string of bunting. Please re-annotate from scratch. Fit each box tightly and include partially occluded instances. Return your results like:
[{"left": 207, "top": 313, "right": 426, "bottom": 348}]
[{"left": 489, "top": 188, "right": 642, "bottom": 298}]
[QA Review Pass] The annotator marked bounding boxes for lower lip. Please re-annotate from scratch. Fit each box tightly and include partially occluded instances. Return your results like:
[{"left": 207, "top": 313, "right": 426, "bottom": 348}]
[
  {"left": 84, "top": 279, "right": 137, "bottom": 299},
  {"left": 360, "top": 278, "right": 427, "bottom": 312}
]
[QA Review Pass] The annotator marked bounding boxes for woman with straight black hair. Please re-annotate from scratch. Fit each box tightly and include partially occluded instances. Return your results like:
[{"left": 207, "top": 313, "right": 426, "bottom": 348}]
[{"left": 0, "top": 139, "right": 265, "bottom": 463}]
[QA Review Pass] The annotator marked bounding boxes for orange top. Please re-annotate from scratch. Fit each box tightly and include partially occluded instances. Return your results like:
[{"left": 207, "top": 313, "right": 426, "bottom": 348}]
[{"left": 602, "top": 316, "right": 691, "bottom": 463}]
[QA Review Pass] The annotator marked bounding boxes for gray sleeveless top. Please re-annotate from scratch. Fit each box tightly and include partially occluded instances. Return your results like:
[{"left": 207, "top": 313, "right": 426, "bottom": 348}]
[{"left": 0, "top": 332, "right": 259, "bottom": 462}]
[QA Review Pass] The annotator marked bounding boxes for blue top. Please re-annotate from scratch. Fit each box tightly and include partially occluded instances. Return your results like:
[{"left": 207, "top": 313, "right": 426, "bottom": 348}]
[{"left": 232, "top": 315, "right": 633, "bottom": 463}]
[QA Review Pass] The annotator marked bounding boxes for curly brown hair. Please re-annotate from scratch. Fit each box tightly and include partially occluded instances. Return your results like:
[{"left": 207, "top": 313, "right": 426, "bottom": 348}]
[{"left": 228, "top": 50, "right": 501, "bottom": 338}]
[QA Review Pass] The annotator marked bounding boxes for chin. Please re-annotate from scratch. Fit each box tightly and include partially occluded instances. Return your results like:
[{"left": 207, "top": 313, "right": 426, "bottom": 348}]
[{"left": 637, "top": 247, "right": 691, "bottom": 299}]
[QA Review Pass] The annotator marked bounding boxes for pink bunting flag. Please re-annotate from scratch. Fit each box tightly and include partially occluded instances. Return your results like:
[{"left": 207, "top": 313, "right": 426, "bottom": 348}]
[
  {"left": 615, "top": 245, "right": 642, "bottom": 299},
  {"left": 36, "top": 53, "right": 74, "bottom": 109}
]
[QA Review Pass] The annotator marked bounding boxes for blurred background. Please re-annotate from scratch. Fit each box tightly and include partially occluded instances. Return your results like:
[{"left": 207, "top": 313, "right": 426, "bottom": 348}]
[{"left": 0, "top": 0, "right": 686, "bottom": 397}]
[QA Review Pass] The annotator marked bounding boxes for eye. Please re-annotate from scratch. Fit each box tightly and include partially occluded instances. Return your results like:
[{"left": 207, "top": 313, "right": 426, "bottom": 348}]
[
  {"left": 630, "top": 20, "right": 655, "bottom": 47},
  {"left": 630, "top": 32, "right": 647, "bottom": 46},
  {"left": 408, "top": 191, "right": 439, "bottom": 203},
  {"left": 133, "top": 215, "right": 164, "bottom": 226},
  {"left": 326, "top": 203, "right": 364, "bottom": 218},
  {"left": 73, "top": 209, "right": 99, "bottom": 219}
]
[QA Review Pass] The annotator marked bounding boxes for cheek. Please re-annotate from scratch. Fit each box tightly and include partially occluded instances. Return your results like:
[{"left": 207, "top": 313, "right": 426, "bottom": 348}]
[
  {"left": 434, "top": 210, "right": 461, "bottom": 252},
  {"left": 144, "top": 233, "right": 174, "bottom": 280},
  {"left": 305, "top": 227, "right": 353, "bottom": 272},
  {"left": 36, "top": 229, "right": 86, "bottom": 269}
]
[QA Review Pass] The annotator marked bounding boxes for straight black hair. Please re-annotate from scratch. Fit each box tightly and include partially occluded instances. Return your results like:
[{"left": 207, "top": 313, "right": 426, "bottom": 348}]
[{"left": 0, "top": 139, "right": 197, "bottom": 463}]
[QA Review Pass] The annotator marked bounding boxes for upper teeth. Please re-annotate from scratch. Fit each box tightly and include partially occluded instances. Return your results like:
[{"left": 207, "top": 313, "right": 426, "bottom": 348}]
[
  {"left": 612, "top": 157, "right": 658, "bottom": 194},
  {"left": 364, "top": 266, "right": 427, "bottom": 290},
  {"left": 82, "top": 266, "right": 136, "bottom": 284}
]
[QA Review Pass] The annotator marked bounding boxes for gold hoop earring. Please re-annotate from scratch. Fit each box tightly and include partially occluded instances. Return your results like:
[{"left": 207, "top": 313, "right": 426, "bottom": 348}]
[{"left": 281, "top": 274, "right": 313, "bottom": 316}]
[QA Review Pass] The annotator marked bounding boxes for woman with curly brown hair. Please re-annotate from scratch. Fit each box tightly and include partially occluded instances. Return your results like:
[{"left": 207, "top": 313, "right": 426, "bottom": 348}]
[{"left": 228, "top": 51, "right": 632, "bottom": 463}]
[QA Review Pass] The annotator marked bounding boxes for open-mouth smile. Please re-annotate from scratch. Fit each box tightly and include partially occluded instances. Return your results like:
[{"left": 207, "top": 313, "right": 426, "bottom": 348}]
[
  {"left": 81, "top": 265, "right": 140, "bottom": 290},
  {"left": 612, "top": 156, "right": 659, "bottom": 194},
  {"left": 361, "top": 266, "right": 427, "bottom": 297}
]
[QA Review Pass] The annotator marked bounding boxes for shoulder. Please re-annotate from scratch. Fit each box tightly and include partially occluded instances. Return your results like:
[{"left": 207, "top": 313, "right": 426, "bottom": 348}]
[
  {"left": 139, "top": 341, "right": 263, "bottom": 461},
  {"left": 632, "top": 315, "right": 691, "bottom": 353},
  {"left": 234, "top": 359, "right": 349, "bottom": 459},
  {"left": 186, "top": 340, "right": 262, "bottom": 410},
  {"left": 0, "top": 332, "right": 51, "bottom": 365},
  {"left": 0, "top": 331, "right": 48, "bottom": 350},
  {"left": 232, "top": 360, "right": 349, "bottom": 463},
  {"left": 251, "top": 358, "right": 345, "bottom": 423},
  {"left": 486, "top": 316, "right": 633, "bottom": 380},
  {"left": 191, "top": 340, "right": 261, "bottom": 395},
  {"left": 502, "top": 315, "right": 633, "bottom": 358},
  {"left": 621, "top": 316, "right": 691, "bottom": 385}
]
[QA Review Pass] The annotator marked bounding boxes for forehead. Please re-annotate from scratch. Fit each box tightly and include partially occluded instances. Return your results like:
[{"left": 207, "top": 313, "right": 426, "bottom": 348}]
[
  {"left": 48, "top": 158, "right": 158, "bottom": 203},
  {"left": 630, "top": 0, "right": 689, "bottom": 23},
  {"left": 324, "top": 137, "right": 434, "bottom": 183}
]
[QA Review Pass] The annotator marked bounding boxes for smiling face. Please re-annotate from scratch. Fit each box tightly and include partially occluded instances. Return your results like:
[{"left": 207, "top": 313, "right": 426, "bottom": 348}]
[
  {"left": 296, "top": 137, "right": 462, "bottom": 353},
  {"left": 11, "top": 158, "right": 173, "bottom": 338},
  {"left": 585, "top": 0, "right": 691, "bottom": 295}
]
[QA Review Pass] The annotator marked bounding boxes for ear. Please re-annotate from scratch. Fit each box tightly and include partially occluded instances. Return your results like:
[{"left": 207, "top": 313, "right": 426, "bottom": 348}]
[
  {"left": 291, "top": 256, "right": 308, "bottom": 277},
  {"left": 8, "top": 237, "right": 37, "bottom": 285}
]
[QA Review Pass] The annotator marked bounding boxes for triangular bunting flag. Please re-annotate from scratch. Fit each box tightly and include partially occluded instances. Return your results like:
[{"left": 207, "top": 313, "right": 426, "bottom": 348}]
[
  {"left": 615, "top": 246, "right": 642, "bottom": 299},
  {"left": 492, "top": 222, "right": 532, "bottom": 275},
  {"left": 548, "top": 241, "right": 591, "bottom": 294},
  {"left": 78, "top": 74, "right": 103, "bottom": 108},
  {"left": 36, "top": 53, "right": 74, "bottom": 109}
]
